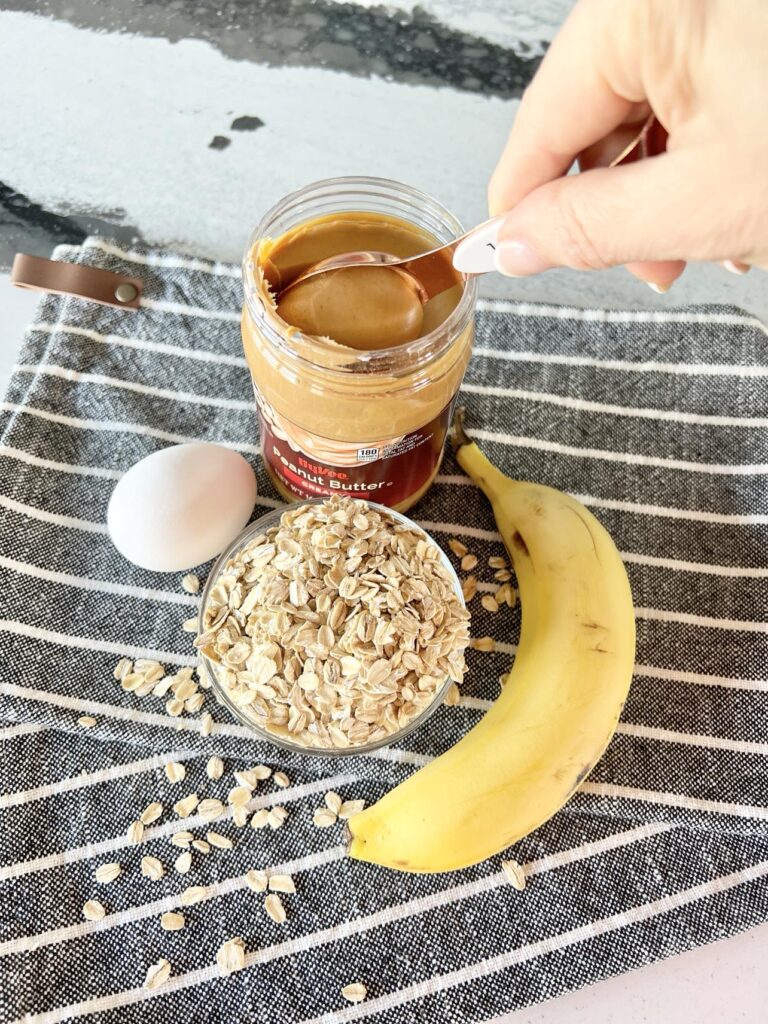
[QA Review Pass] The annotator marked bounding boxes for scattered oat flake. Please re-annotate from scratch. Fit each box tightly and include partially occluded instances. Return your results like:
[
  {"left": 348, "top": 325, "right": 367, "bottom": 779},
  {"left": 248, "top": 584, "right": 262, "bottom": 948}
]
[
  {"left": 448, "top": 538, "right": 468, "bottom": 558},
  {"left": 494, "top": 569, "right": 512, "bottom": 582},
  {"left": 245, "top": 869, "right": 268, "bottom": 892},
  {"left": 444, "top": 682, "right": 461, "bottom": 706},
  {"left": 488, "top": 555, "right": 507, "bottom": 569},
  {"left": 216, "top": 937, "right": 246, "bottom": 976},
  {"left": 165, "top": 761, "right": 186, "bottom": 784},
  {"left": 228, "top": 787, "right": 252, "bottom": 808},
  {"left": 200, "top": 712, "right": 213, "bottom": 737},
  {"left": 460, "top": 553, "right": 478, "bottom": 572},
  {"left": 113, "top": 658, "right": 133, "bottom": 680},
  {"left": 182, "top": 617, "right": 199, "bottom": 633},
  {"left": 160, "top": 911, "right": 185, "bottom": 931},
  {"left": 501, "top": 859, "right": 526, "bottom": 891},
  {"left": 127, "top": 820, "right": 144, "bottom": 845},
  {"left": 173, "top": 793, "right": 199, "bottom": 818},
  {"left": 324, "top": 791, "right": 342, "bottom": 815},
  {"left": 181, "top": 885, "right": 208, "bottom": 907},
  {"left": 95, "top": 862, "right": 121, "bottom": 884},
  {"left": 264, "top": 893, "right": 286, "bottom": 924},
  {"left": 338, "top": 799, "right": 365, "bottom": 820},
  {"left": 140, "top": 801, "right": 163, "bottom": 826},
  {"left": 462, "top": 575, "right": 478, "bottom": 601},
  {"left": 206, "top": 756, "right": 224, "bottom": 780},
  {"left": 251, "top": 765, "right": 273, "bottom": 781},
  {"left": 82, "top": 899, "right": 106, "bottom": 921},
  {"left": 207, "top": 830, "right": 233, "bottom": 849},
  {"left": 313, "top": 807, "right": 337, "bottom": 828},
  {"left": 268, "top": 806, "right": 288, "bottom": 829},
  {"left": 181, "top": 573, "right": 200, "bottom": 594},
  {"left": 143, "top": 958, "right": 172, "bottom": 990},
  {"left": 268, "top": 874, "right": 295, "bottom": 894},
  {"left": 481, "top": 595, "right": 499, "bottom": 614},
  {"left": 175, "top": 851, "right": 193, "bottom": 874},
  {"left": 170, "top": 831, "right": 193, "bottom": 848},
  {"left": 141, "top": 856, "right": 165, "bottom": 881},
  {"left": 192, "top": 839, "right": 211, "bottom": 854},
  {"left": 251, "top": 809, "right": 270, "bottom": 829},
  {"left": 199, "top": 798, "right": 225, "bottom": 821},
  {"left": 77, "top": 715, "right": 97, "bottom": 728},
  {"left": 273, "top": 771, "right": 289, "bottom": 789},
  {"left": 470, "top": 636, "right": 496, "bottom": 652},
  {"left": 232, "top": 805, "right": 249, "bottom": 828},
  {"left": 166, "top": 697, "right": 184, "bottom": 717},
  {"left": 341, "top": 983, "right": 367, "bottom": 1004}
]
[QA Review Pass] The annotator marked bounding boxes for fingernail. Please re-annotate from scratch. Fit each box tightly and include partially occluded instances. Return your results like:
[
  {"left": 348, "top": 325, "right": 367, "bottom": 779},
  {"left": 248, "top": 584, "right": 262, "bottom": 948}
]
[
  {"left": 647, "top": 282, "right": 671, "bottom": 294},
  {"left": 493, "top": 240, "right": 551, "bottom": 278},
  {"left": 722, "top": 259, "right": 750, "bottom": 275}
]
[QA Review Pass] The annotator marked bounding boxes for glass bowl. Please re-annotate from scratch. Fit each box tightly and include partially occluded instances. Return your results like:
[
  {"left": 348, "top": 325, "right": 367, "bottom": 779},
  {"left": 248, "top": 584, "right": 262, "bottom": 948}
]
[{"left": 198, "top": 497, "right": 465, "bottom": 757}]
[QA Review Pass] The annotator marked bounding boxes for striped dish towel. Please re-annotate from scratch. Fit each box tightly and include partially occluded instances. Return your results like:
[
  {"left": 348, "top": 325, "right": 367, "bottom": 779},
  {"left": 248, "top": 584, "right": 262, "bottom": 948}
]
[{"left": 2, "top": 237, "right": 768, "bottom": 1023}]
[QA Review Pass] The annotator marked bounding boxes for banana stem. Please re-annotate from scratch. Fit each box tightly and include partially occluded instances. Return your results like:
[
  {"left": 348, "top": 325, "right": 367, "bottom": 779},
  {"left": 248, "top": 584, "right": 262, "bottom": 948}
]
[{"left": 452, "top": 406, "right": 516, "bottom": 505}]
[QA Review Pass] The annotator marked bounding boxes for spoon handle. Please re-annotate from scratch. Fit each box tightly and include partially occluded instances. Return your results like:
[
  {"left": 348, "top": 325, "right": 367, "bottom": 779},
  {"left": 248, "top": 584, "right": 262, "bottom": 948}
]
[{"left": 452, "top": 113, "right": 658, "bottom": 276}]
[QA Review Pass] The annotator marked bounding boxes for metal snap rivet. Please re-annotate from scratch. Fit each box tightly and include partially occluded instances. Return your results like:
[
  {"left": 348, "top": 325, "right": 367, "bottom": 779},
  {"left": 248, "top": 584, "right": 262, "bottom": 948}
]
[{"left": 114, "top": 283, "right": 138, "bottom": 303}]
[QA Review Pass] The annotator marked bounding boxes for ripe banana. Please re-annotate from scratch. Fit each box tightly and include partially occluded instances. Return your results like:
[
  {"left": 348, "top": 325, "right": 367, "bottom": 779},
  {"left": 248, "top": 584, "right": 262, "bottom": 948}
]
[{"left": 347, "top": 410, "right": 635, "bottom": 872}]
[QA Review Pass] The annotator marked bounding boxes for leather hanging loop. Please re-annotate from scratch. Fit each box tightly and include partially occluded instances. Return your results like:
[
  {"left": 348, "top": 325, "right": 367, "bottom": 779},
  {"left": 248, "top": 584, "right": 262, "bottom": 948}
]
[{"left": 10, "top": 253, "right": 142, "bottom": 310}]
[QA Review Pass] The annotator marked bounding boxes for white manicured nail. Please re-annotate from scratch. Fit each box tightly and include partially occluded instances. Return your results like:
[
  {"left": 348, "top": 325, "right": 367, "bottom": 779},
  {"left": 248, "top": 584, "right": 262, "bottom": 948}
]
[
  {"left": 722, "top": 260, "right": 750, "bottom": 275},
  {"left": 647, "top": 282, "right": 671, "bottom": 294}
]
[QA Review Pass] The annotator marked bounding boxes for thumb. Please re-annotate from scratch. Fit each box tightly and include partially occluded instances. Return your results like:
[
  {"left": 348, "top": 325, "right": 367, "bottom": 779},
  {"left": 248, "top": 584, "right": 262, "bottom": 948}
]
[{"left": 494, "top": 151, "right": 743, "bottom": 276}]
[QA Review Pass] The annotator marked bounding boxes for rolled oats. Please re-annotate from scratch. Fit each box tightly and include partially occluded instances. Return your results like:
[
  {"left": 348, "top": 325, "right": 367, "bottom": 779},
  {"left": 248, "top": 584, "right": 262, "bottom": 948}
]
[
  {"left": 338, "top": 799, "right": 365, "bottom": 819},
  {"left": 245, "top": 869, "right": 268, "bottom": 892},
  {"left": 216, "top": 937, "right": 246, "bottom": 976},
  {"left": 181, "top": 573, "right": 200, "bottom": 594},
  {"left": 140, "top": 802, "right": 163, "bottom": 826},
  {"left": 165, "top": 761, "right": 186, "bottom": 784},
  {"left": 95, "top": 862, "right": 121, "bottom": 884},
  {"left": 82, "top": 899, "right": 106, "bottom": 921},
  {"left": 160, "top": 911, "right": 185, "bottom": 931},
  {"left": 341, "top": 983, "right": 367, "bottom": 1004},
  {"left": 264, "top": 893, "right": 286, "bottom": 924},
  {"left": 268, "top": 874, "right": 295, "bottom": 894},
  {"left": 127, "top": 820, "right": 144, "bottom": 845},
  {"left": 143, "top": 958, "right": 172, "bottom": 990},
  {"left": 195, "top": 497, "right": 469, "bottom": 750},
  {"left": 174, "top": 851, "right": 193, "bottom": 874},
  {"left": 207, "top": 830, "right": 233, "bottom": 849},
  {"left": 140, "top": 856, "right": 165, "bottom": 881},
  {"left": 501, "top": 859, "right": 526, "bottom": 891}
]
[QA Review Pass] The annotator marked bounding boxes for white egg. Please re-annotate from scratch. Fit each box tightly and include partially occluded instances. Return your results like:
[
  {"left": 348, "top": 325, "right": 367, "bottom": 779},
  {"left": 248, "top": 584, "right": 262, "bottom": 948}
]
[{"left": 107, "top": 443, "right": 257, "bottom": 572}]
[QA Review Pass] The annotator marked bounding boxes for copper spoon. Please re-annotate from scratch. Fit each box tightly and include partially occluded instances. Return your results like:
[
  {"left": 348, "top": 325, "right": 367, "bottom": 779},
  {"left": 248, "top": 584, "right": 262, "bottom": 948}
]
[{"left": 277, "top": 114, "right": 658, "bottom": 303}]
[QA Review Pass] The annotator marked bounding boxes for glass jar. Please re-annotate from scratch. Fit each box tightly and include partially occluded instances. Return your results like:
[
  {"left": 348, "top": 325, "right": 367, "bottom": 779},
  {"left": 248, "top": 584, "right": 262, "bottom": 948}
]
[{"left": 241, "top": 176, "right": 478, "bottom": 513}]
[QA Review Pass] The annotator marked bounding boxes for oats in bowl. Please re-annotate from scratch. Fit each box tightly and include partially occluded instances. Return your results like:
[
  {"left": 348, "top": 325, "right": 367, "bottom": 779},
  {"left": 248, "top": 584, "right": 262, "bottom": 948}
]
[{"left": 195, "top": 496, "right": 469, "bottom": 754}]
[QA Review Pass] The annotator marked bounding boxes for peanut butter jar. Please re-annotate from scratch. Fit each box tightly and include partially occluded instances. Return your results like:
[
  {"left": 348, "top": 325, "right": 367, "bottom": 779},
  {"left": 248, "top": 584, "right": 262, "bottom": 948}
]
[{"left": 241, "top": 176, "right": 477, "bottom": 513}]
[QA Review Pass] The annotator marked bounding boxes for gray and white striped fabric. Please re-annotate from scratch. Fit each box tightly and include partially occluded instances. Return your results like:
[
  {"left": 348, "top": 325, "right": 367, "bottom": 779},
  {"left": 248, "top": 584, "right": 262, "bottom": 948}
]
[{"left": 2, "top": 238, "right": 768, "bottom": 1024}]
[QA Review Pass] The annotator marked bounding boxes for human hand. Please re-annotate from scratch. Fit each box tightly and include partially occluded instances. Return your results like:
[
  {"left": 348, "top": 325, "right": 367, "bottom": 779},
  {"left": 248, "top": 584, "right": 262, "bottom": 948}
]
[{"left": 488, "top": 0, "right": 768, "bottom": 290}]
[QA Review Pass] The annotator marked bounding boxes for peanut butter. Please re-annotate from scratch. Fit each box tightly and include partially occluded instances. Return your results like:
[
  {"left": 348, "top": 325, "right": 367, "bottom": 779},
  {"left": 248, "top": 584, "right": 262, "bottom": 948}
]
[{"left": 242, "top": 181, "right": 477, "bottom": 512}]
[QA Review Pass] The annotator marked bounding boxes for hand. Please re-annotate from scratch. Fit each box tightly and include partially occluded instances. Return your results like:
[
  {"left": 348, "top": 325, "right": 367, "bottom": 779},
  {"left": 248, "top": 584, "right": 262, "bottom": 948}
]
[{"left": 488, "top": 0, "right": 768, "bottom": 290}]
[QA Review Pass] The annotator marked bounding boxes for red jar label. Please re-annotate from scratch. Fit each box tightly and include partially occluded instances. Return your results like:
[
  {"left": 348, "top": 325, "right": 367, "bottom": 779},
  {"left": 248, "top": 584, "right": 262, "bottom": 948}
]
[{"left": 254, "top": 386, "right": 455, "bottom": 507}]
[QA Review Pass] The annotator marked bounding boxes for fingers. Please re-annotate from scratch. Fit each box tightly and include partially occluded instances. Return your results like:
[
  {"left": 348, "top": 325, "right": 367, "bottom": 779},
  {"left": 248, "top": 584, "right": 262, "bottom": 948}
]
[
  {"left": 624, "top": 260, "right": 687, "bottom": 291},
  {"left": 488, "top": 0, "right": 646, "bottom": 216},
  {"left": 493, "top": 150, "right": 748, "bottom": 275}
]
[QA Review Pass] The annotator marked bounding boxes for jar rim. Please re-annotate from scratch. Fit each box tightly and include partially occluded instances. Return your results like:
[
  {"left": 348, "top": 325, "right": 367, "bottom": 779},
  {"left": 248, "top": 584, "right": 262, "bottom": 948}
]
[{"left": 241, "top": 175, "right": 478, "bottom": 379}]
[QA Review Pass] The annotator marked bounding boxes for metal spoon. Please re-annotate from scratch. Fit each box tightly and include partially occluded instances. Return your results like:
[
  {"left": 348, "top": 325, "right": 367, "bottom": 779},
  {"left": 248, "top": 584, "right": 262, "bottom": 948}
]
[{"left": 277, "top": 114, "right": 658, "bottom": 303}]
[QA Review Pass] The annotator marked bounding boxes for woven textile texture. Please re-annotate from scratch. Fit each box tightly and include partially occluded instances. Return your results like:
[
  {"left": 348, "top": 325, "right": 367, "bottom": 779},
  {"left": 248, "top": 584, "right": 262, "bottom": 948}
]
[{"left": 2, "top": 238, "right": 768, "bottom": 1023}]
